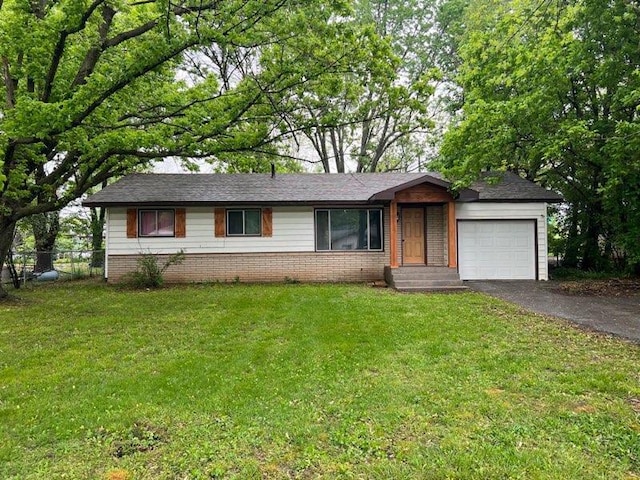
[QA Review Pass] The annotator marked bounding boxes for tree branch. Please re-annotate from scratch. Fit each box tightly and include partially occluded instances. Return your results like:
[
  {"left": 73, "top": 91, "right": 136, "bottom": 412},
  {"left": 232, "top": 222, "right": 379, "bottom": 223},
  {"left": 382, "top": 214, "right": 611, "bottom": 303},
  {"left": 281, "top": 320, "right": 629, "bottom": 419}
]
[
  {"left": 66, "top": 40, "right": 197, "bottom": 131},
  {"left": 102, "top": 19, "right": 157, "bottom": 49},
  {"left": 42, "top": 0, "right": 107, "bottom": 102},
  {"left": 2, "top": 57, "right": 16, "bottom": 108},
  {"left": 71, "top": 5, "right": 116, "bottom": 88}
]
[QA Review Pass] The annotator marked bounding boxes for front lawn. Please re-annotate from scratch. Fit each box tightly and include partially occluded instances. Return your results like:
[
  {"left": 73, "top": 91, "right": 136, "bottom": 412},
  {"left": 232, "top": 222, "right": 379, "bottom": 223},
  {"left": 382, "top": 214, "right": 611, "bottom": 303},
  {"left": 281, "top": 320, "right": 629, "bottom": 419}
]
[{"left": 1, "top": 282, "right": 638, "bottom": 479}]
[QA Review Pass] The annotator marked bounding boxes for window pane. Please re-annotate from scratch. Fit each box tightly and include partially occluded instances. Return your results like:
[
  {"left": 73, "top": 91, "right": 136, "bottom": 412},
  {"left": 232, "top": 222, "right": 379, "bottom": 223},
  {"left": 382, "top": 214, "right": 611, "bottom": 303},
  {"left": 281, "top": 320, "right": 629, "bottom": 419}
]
[
  {"left": 157, "top": 210, "right": 175, "bottom": 235},
  {"left": 228, "top": 211, "right": 244, "bottom": 235},
  {"left": 316, "top": 210, "right": 329, "bottom": 250},
  {"left": 140, "top": 211, "right": 157, "bottom": 236},
  {"left": 245, "top": 210, "right": 261, "bottom": 235},
  {"left": 357, "top": 209, "right": 368, "bottom": 249},
  {"left": 331, "top": 209, "right": 360, "bottom": 250},
  {"left": 369, "top": 210, "right": 382, "bottom": 250}
]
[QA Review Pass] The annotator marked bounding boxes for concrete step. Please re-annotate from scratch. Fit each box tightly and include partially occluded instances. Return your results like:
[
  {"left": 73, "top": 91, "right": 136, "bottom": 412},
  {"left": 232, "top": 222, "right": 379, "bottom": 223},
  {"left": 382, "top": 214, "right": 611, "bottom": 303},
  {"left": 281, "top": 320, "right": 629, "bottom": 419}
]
[
  {"left": 391, "top": 266, "right": 458, "bottom": 273},
  {"left": 384, "top": 265, "right": 464, "bottom": 291},
  {"left": 393, "top": 266, "right": 455, "bottom": 271},
  {"left": 390, "top": 272, "right": 461, "bottom": 280},
  {"left": 392, "top": 279, "right": 465, "bottom": 288},
  {"left": 395, "top": 285, "right": 469, "bottom": 293}
]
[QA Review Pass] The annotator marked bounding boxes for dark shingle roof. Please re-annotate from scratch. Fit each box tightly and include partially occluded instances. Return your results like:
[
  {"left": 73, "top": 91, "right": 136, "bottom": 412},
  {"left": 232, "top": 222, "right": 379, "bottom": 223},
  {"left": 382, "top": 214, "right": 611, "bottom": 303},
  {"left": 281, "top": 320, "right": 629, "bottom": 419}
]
[
  {"left": 470, "top": 172, "right": 563, "bottom": 202},
  {"left": 83, "top": 171, "right": 562, "bottom": 207}
]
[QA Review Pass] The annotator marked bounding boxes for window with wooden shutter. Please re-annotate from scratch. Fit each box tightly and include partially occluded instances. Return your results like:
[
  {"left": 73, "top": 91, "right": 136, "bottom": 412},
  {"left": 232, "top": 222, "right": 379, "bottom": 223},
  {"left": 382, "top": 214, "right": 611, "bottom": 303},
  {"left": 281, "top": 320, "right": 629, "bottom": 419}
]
[
  {"left": 214, "top": 208, "right": 225, "bottom": 237},
  {"left": 175, "top": 208, "right": 186, "bottom": 238},
  {"left": 262, "top": 208, "right": 272, "bottom": 237},
  {"left": 126, "top": 209, "right": 137, "bottom": 238},
  {"left": 214, "top": 208, "right": 272, "bottom": 237},
  {"left": 138, "top": 209, "right": 175, "bottom": 237}
]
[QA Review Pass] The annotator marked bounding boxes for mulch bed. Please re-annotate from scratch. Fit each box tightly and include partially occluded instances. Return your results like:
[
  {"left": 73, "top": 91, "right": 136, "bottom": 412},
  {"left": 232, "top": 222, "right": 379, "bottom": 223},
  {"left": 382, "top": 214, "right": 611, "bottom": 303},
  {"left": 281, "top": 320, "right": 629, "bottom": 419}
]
[{"left": 556, "top": 278, "right": 640, "bottom": 297}]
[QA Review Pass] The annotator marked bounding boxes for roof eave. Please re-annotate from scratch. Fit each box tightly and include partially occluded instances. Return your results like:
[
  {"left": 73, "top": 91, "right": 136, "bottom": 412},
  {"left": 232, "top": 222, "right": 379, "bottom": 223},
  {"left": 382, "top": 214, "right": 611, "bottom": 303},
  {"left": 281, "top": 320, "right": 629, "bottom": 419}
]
[
  {"left": 368, "top": 174, "right": 457, "bottom": 201},
  {"left": 472, "top": 197, "right": 564, "bottom": 203},
  {"left": 455, "top": 189, "right": 480, "bottom": 202},
  {"left": 82, "top": 199, "right": 387, "bottom": 208}
]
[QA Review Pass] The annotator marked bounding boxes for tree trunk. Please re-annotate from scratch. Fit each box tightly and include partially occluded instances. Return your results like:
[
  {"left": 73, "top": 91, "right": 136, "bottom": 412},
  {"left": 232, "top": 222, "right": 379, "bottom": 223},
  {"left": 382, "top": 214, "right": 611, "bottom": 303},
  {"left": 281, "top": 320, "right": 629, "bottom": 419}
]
[
  {"left": 563, "top": 205, "right": 580, "bottom": 268},
  {"left": 0, "top": 218, "right": 17, "bottom": 300},
  {"left": 581, "top": 220, "right": 605, "bottom": 271},
  {"left": 29, "top": 212, "right": 60, "bottom": 273},
  {"left": 580, "top": 199, "right": 607, "bottom": 271}
]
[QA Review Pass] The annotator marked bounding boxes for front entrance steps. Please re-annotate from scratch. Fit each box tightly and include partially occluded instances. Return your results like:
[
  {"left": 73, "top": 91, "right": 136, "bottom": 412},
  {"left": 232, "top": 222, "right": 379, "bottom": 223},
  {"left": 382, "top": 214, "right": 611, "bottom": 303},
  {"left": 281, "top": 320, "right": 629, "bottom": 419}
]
[{"left": 384, "top": 265, "right": 467, "bottom": 292}]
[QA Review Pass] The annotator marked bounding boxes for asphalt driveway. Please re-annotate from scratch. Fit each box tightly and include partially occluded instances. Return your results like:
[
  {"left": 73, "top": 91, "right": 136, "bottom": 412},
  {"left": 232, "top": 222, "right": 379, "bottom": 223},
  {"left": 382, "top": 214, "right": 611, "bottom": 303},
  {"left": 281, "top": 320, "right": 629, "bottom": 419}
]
[{"left": 467, "top": 280, "right": 640, "bottom": 343}]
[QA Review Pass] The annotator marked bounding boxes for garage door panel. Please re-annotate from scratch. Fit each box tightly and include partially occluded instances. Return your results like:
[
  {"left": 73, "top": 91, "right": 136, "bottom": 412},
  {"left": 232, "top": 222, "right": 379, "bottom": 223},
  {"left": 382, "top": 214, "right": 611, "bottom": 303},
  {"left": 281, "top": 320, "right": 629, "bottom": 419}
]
[
  {"left": 495, "top": 236, "right": 512, "bottom": 248},
  {"left": 479, "top": 237, "right": 494, "bottom": 248},
  {"left": 494, "top": 224, "right": 511, "bottom": 234},
  {"left": 458, "top": 220, "right": 535, "bottom": 280}
]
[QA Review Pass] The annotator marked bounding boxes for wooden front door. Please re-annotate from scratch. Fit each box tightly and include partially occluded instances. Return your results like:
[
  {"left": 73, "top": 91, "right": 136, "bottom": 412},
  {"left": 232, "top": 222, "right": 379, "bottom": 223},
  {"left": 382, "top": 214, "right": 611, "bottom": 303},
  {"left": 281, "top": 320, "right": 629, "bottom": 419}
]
[{"left": 402, "top": 208, "right": 425, "bottom": 264}]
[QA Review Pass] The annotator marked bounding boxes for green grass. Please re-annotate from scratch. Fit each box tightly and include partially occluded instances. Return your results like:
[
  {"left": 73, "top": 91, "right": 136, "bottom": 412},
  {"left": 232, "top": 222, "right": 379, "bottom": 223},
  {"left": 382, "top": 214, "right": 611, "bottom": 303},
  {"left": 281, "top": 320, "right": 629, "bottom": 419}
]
[{"left": 1, "top": 281, "right": 638, "bottom": 479}]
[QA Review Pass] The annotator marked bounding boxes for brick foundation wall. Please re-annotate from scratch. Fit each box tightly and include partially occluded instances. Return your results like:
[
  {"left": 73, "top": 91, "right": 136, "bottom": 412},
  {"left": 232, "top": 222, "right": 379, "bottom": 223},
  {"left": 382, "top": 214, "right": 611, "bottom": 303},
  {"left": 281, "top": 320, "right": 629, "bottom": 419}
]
[{"left": 107, "top": 251, "right": 388, "bottom": 283}]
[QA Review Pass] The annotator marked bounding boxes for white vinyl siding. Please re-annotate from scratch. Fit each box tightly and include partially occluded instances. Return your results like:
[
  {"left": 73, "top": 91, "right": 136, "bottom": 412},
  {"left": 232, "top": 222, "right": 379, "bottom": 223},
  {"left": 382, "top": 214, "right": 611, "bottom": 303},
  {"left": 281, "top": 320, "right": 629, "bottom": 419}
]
[
  {"left": 456, "top": 202, "right": 549, "bottom": 280},
  {"left": 107, "top": 206, "right": 315, "bottom": 254},
  {"left": 104, "top": 209, "right": 110, "bottom": 279}
]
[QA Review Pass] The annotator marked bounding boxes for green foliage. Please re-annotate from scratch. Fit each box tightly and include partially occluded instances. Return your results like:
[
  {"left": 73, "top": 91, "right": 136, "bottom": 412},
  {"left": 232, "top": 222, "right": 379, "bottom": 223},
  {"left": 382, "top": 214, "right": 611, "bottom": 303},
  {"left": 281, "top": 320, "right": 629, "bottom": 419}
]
[
  {"left": 1, "top": 283, "right": 639, "bottom": 477},
  {"left": 13, "top": 218, "right": 34, "bottom": 250},
  {"left": 57, "top": 213, "right": 91, "bottom": 251},
  {"left": 126, "top": 250, "right": 185, "bottom": 289},
  {"left": 0, "top": 0, "right": 360, "bottom": 296},
  {"left": 438, "top": 0, "right": 640, "bottom": 271},
  {"left": 547, "top": 208, "right": 564, "bottom": 259},
  {"left": 272, "top": 0, "right": 442, "bottom": 172}
]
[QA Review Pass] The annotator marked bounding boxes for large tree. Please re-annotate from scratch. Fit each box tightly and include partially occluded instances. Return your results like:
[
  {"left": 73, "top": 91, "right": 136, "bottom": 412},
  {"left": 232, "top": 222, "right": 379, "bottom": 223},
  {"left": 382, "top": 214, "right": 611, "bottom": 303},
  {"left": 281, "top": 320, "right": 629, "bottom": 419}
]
[
  {"left": 439, "top": 0, "right": 640, "bottom": 271},
  {"left": 275, "top": 0, "right": 442, "bottom": 173},
  {"left": 24, "top": 210, "right": 59, "bottom": 272},
  {"left": 0, "top": 0, "right": 357, "bottom": 297}
]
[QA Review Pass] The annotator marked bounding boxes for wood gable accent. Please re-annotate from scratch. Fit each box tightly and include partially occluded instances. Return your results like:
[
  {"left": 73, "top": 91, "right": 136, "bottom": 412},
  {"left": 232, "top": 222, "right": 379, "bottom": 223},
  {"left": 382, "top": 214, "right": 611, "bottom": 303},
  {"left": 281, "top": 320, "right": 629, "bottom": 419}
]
[
  {"left": 214, "top": 208, "right": 225, "bottom": 237},
  {"left": 175, "top": 208, "right": 186, "bottom": 238},
  {"left": 262, "top": 208, "right": 273, "bottom": 237},
  {"left": 388, "top": 180, "right": 455, "bottom": 269},
  {"left": 126, "top": 209, "right": 137, "bottom": 238},
  {"left": 394, "top": 183, "right": 454, "bottom": 203}
]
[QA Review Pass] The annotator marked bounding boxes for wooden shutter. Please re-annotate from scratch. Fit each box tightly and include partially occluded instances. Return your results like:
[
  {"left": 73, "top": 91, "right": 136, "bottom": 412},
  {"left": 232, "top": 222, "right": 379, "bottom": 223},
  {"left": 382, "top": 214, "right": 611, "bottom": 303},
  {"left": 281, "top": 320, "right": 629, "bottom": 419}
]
[
  {"left": 262, "top": 208, "right": 273, "bottom": 237},
  {"left": 214, "top": 208, "right": 225, "bottom": 237},
  {"left": 175, "top": 208, "right": 186, "bottom": 238},
  {"left": 126, "top": 209, "right": 137, "bottom": 238}
]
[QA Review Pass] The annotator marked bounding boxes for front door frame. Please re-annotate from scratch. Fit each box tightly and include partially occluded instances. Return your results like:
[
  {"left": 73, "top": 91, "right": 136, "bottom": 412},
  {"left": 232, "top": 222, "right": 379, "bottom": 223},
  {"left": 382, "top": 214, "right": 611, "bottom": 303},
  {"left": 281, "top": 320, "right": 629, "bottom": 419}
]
[
  {"left": 401, "top": 206, "right": 426, "bottom": 265},
  {"left": 387, "top": 182, "right": 457, "bottom": 269}
]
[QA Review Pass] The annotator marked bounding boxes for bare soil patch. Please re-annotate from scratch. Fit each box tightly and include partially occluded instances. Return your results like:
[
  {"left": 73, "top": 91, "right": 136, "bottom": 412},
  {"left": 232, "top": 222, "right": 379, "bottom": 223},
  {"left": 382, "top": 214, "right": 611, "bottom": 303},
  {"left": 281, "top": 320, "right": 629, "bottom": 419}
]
[{"left": 556, "top": 278, "right": 640, "bottom": 297}]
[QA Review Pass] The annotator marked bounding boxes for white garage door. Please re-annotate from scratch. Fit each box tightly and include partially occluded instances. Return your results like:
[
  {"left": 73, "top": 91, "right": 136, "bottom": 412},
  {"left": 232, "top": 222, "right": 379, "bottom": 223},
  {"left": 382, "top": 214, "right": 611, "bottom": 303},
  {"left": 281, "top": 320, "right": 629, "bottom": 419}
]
[{"left": 458, "top": 220, "right": 536, "bottom": 280}]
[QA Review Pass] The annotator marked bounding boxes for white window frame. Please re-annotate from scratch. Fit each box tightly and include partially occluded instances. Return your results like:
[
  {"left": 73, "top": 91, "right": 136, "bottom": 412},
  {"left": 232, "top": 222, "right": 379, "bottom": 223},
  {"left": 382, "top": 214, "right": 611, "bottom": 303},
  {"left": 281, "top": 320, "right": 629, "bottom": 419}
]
[
  {"left": 314, "top": 208, "right": 383, "bottom": 252},
  {"left": 226, "top": 209, "right": 262, "bottom": 236},
  {"left": 138, "top": 209, "right": 175, "bottom": 238}
]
